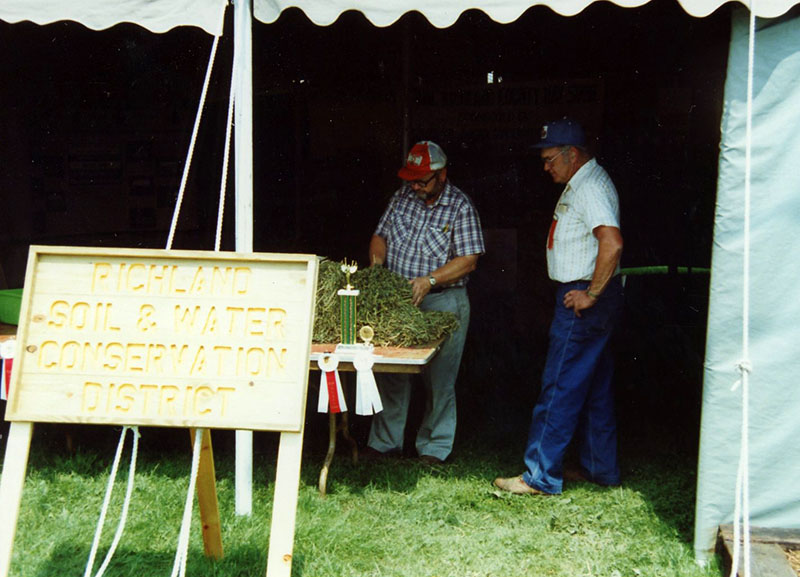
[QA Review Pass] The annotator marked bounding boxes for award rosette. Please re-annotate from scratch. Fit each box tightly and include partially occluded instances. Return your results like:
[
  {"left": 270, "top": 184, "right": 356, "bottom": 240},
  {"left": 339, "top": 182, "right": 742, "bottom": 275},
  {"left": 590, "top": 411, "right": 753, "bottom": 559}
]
[
  {"left": 353, "top": 325, "right": 381, "bottom": 415},
  {"left": 0, "top": 339, "right": 15, "bottom": 401},
  {"left": 317, "top": 353, "right": 347, "bottom": 413},
  {"left": 353, "top": 346, "right": 382, "bottom": 415}
]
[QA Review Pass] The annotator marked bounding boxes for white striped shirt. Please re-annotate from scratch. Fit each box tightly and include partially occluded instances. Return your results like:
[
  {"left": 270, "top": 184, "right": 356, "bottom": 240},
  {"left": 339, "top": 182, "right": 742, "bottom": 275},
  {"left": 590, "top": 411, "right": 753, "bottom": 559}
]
[{"left": 546, "top": 158, "right": 620, "bottom": 282}]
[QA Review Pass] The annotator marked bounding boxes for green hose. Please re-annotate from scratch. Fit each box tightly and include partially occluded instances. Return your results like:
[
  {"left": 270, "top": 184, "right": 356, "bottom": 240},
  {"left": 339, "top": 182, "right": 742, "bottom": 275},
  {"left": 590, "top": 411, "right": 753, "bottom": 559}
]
[{"left": 619, "top": 266, "right": 710, "bottom": 276}]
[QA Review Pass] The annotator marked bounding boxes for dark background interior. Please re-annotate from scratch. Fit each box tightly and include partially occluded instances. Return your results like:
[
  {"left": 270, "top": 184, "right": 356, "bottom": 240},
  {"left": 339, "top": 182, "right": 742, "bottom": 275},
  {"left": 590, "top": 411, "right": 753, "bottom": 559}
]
[{"left": 0, "top": 0, "right": 731, "bottom": 458}]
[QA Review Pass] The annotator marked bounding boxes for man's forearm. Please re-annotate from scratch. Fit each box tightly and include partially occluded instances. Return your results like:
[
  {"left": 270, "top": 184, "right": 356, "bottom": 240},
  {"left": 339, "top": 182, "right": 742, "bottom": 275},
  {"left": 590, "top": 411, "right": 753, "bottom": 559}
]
[
  {"left": 369, "top": 235, "right": 387, "bottom": 266},
  {"left": 430, "top": 254, "right": 480, "bottom": 286},
  {"left": 588, "top": 226, "right": 623, "bottom": 296}
]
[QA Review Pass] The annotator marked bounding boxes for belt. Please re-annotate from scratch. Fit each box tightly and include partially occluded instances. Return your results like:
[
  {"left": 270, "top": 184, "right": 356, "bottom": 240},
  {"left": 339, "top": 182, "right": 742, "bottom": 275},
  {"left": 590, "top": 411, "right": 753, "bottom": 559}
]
[
  {"left": 555, "top": 276, "right": 621, "bottom": 289},
  {"left": 429, "top": 284, "right": 465, "bottom": 294}
]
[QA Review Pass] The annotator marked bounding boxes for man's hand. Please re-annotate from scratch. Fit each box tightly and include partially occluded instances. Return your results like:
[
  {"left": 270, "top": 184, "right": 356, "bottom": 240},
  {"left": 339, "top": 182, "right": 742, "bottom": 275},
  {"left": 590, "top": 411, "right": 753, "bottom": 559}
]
[
  {"left": 563, "top": 289, "right": 596, "bottom": 317},
  {"left": 410, "top": 277, "right": 432, "bottom": 306}
]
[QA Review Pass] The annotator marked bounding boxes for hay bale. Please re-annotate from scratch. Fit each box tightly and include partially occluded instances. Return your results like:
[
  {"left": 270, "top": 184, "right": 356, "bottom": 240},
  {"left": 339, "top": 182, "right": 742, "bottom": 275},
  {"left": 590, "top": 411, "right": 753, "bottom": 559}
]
[{"left": 313, "top": 259, "right": 459, "bottom": 347}]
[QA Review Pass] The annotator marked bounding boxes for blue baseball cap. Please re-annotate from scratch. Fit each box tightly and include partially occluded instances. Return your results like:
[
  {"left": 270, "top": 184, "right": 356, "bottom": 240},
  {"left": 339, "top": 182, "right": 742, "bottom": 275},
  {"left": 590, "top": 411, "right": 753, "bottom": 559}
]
[{"left": 532, "top": 118, "right": 586, "bottom": 148}]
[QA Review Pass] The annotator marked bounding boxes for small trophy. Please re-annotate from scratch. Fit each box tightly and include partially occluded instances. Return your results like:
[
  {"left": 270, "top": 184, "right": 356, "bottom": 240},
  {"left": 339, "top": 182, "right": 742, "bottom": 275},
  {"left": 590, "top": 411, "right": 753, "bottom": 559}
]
[
  {"left": 338, "top": 260, "right": 359, "bottom": 345},
  {"left": 359, "top": 325, "right": 374, "bottom": 348}
]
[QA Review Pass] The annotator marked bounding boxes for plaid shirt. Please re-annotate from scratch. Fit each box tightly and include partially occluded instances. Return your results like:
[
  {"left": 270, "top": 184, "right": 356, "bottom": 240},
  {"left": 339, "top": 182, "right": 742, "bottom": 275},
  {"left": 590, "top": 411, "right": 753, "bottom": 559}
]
[{"left": 375, "top": 181, "right": 485, "bottom": 286}]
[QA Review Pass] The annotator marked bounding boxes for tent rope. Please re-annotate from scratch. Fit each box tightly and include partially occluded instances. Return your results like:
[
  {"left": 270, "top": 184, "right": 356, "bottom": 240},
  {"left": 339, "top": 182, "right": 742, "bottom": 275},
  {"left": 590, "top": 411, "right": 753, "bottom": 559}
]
[
  {"left": 82, "top": 11, "right": 231, "bottom": 576},
  {"left": 166, "top": 32, "right": 222, "bottom": 251},
  {"left": 83, "top": 426, "right": 141, "bottom": 577},
  {"left": 216, "top": 35, "right": 238, "bottom": 251},
  {"left": 163, "top": 8, "right": 235, "bottom": 575},
  {"left": 164, "top": 12, "right": 234, "bottom": 575},
  {"left": 170, "top": 428, "right": 206, "bottom": 577},
  {"left": 729, "top": 5, "right": 757, "bottom": 577}
]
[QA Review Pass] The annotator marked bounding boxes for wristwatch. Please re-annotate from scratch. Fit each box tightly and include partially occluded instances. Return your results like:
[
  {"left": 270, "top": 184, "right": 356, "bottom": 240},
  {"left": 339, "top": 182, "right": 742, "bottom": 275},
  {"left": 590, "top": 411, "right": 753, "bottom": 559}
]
[{"left": 429, "top": 276, "right": 437, "bottom": 287}]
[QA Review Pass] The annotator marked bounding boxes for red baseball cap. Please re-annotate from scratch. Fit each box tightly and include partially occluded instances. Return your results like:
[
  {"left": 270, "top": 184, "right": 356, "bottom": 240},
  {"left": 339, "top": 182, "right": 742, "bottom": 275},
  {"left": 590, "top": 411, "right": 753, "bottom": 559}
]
[{"left": 398, "top": 141, "right": 448, "bottom": 180}]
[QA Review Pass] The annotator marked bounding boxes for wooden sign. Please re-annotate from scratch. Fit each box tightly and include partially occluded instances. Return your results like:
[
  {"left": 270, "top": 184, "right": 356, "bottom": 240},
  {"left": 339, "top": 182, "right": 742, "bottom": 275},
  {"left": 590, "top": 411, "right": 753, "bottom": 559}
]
[
  {"left": 0, "top": 246, "right": 318, "bottom": 577},
  {"left": 6, "top": 246, "right": 318, "bottom": 432}
]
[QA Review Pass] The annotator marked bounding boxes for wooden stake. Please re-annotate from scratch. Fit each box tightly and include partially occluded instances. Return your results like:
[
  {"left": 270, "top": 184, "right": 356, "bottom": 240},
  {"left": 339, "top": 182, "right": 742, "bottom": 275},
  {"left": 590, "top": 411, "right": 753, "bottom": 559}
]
[
  {"left": 265, "top": 431, "right": 304, "bottom": 577},
  {"left": 0, "top": 422, "right": 34, "bottom": 577},
  {"left": 191, "top": 428, "right": 223, "bottom": 559}
]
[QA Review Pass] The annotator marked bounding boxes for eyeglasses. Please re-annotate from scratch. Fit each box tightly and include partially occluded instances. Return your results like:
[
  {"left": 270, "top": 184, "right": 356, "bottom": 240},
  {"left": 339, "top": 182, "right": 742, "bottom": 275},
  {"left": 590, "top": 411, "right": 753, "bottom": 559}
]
[
  {"left": 542, "top": 148, "right": 568, "bottom": 166},
  {"left": 409, "top": 171, "right": 439, "bottom": 188}
]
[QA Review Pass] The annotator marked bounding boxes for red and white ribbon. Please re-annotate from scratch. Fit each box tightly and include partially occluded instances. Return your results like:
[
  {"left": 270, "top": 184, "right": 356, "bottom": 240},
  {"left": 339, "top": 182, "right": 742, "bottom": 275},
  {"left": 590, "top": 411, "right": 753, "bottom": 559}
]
[
  {"left": 353, "top": 346, "right": 382, "bottom": 416},
  {"left": 317, "top": 353, "right": 347, "bottom": 413},
  {"left": 0, "top": 339, "right": 15, "bottom": 401}
]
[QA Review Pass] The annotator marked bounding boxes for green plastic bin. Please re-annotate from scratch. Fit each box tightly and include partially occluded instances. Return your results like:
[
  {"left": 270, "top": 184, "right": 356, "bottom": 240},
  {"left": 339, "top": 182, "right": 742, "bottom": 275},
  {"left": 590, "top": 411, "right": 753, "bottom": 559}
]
[{"left": 0, "top": 288, "right": 23, "bottom": 325}]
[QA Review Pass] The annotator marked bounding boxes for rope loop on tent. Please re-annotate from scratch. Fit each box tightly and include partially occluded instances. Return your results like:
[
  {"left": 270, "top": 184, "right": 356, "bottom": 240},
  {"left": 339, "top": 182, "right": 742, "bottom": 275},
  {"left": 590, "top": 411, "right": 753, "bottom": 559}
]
[
  {"left": 731, "top": 360, "right": 752, "bottom": 391},
  {"left": 729, "top": 5, "right": 757, "bottom": 577},
  {"left": 83, "top": 426, "right": 141, "bottom": 577}
]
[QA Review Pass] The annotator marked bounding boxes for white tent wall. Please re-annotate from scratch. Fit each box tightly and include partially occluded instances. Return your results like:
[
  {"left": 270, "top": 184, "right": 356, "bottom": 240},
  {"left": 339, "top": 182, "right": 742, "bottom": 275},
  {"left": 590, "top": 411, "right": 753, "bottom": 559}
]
[{"left": 694, "top": 7, "right": 800, "bottom": 560}]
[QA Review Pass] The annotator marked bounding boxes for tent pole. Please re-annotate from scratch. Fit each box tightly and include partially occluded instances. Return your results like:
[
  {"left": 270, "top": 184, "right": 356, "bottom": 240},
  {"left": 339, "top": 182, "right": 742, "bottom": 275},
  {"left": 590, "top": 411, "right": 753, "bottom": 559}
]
[{"left": 233, "top": 0, "right": 254, "bottom": 517}]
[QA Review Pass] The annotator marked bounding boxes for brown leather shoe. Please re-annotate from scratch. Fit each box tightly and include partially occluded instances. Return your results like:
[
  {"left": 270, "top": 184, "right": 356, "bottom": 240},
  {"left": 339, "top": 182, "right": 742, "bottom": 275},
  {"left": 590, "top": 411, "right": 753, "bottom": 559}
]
[
  {"left": 419, "top": 454, "right": 445, "bottom": 465},
  {"left": 493, "top": 475, "right": 549, "bottom": 495}
]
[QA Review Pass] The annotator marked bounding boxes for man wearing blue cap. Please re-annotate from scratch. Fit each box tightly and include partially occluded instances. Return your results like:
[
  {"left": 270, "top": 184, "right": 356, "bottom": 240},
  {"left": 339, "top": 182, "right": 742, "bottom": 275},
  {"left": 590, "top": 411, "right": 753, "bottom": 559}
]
[
  {"left": 366, "top": 141, "right": 485, "bottom": 464},
  {"left": 495, "top": 119, "right": 624, "bottom": 494}
]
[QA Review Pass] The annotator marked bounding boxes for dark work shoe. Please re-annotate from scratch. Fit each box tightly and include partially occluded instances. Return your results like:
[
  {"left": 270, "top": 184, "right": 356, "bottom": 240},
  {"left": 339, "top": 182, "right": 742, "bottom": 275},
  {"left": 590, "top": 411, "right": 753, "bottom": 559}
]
[
  {"left": 360, "top": 446, "right": 399, "bottom": 461},
  {"left": 564, "top": 467, "right": 621, "bottom": 487},
  {"left": 563, "top": 467, "right": 589, "bottom": 483},
  {"left": 419, "top": 454, "right": 445, "bottom": 465}
]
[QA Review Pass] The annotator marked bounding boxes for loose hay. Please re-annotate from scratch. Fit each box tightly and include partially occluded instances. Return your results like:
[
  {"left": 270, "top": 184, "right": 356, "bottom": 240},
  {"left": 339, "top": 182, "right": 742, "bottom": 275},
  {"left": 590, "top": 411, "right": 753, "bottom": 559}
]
[
  {"left": 312, "top": 259, "right": 459, "bottom": 347},
  {"left": 786, "top": 548, "right": 800, "bottom": 576}
]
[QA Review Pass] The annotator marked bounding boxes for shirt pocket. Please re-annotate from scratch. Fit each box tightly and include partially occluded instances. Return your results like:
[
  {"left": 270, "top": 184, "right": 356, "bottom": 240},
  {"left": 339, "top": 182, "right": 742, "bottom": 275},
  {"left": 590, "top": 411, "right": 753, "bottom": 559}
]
[
  {"left": 389, "top": 215, "right": 412, "bottom": 246},
  {"left": 421, "top": 225, "right": 450, "bottom": 258}
]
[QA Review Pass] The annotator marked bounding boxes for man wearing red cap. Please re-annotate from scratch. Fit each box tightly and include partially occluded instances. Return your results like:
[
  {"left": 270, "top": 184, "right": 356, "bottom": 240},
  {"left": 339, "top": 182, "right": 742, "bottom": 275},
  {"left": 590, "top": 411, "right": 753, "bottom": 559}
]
[
  {"left": 366, "top": 140, "right": 485, "bottom": 464},
  {"left": 495, "top": 119, "right": 624, "bottom": 494}
]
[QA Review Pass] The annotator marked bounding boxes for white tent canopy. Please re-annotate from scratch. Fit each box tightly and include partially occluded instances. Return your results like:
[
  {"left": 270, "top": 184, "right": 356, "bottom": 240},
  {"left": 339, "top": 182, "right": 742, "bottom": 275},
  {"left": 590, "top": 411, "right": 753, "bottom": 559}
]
[
  {"left": 0, "top": 0, "right": 227, "bottom": 34},
  {"left": 252, "top": 0, "right": 799, "bottom": 25},
  {"left": 1, "top": 0, "right": 799, "bottom": 33}
]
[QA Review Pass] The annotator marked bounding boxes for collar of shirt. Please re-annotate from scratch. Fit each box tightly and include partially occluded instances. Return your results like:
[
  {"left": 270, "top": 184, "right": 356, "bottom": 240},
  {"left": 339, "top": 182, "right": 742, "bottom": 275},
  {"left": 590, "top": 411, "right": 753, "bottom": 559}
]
[
  {"left": 403, "top": 180, "right": 453, "bottom": 207},
  {"left": 565, "top": 157, "right": 598, "bottom": 191}
]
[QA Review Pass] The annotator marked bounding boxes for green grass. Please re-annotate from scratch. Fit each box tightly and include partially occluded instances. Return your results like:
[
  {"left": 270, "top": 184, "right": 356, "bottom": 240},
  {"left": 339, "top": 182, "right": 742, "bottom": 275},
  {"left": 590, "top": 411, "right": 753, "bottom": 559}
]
[{"left": 1, "top": 427, "right": 720, "bottom": 577}]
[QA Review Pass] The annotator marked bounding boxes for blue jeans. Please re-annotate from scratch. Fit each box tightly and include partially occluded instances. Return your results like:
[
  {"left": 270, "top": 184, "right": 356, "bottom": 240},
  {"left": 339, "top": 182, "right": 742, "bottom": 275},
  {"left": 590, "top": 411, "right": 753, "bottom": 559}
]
[
  {"left": 522, "top": 278, "right": 623, "bottom": 494},
  {"left": 368, "top": 287, "right": 470, "bottom": 461}
]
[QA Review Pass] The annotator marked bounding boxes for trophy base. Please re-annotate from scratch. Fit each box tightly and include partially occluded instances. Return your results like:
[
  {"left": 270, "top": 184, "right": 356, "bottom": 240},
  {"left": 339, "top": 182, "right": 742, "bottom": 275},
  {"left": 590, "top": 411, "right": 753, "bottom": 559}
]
[{"left": 334, "top": 343, "right": 372, "bottom": 354}]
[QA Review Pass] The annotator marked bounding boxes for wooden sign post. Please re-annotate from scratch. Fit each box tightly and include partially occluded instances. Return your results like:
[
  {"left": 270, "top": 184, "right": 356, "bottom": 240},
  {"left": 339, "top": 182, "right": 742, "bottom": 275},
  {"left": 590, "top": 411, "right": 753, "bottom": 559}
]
[{"left": 0, "top": 246, "right": 318, "bottom": 577}]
